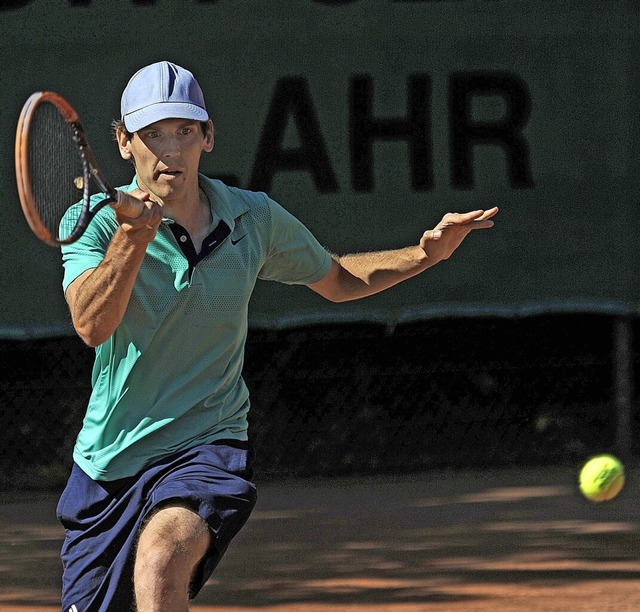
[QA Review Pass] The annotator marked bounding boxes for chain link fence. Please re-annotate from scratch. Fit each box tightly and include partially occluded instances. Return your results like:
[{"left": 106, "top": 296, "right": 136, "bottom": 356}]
[{"left": 1, "top": 314, "right": 637, "bottom": 491}]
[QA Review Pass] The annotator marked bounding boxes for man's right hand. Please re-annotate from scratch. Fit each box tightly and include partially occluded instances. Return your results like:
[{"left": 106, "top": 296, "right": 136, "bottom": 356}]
[{"left": 112, "top": 189, "right": 163, "bottom": 242}]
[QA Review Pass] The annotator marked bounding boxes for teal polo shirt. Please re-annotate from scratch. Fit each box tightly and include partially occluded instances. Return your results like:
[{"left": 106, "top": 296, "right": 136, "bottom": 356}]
[{"left": 61, "top": 175, "right": 332, "bottom": 481}]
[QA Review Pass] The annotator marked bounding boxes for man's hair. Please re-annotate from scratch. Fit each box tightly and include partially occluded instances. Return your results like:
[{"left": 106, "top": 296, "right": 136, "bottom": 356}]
[{"left": 111, "top": 119, "right": 211, "bottom": 141}]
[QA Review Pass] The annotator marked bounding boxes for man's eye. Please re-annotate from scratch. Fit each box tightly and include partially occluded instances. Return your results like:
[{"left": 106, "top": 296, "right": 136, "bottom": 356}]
[
  {"left": 181, "top": 128, "right": 192, "bottom": 135},
  {"left": 146, "top": 131, "right": 159, "bottom": 139}
]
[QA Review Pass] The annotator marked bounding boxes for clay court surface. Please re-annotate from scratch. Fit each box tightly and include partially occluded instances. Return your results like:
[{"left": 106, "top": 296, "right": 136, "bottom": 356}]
[{"left": 2, "top": 466, "right": 640, "bottom": 611}]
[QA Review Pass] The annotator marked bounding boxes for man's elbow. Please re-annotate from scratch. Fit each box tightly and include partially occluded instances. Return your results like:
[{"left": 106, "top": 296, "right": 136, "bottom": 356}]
[
  {"left": 75, "top": 330, "right": 107, "bottom": 349},
  {"left": 307, "top": 260, "right": 363, "bottom": 303},
  {"left": 72, "top": 318, "right": 112, "bottom": 348},
  {"left": 321, "top": 291, "right": 354, "bottom": 304},
  {"left": 308, "top": 282, "right": 356, "bottom": 303}
]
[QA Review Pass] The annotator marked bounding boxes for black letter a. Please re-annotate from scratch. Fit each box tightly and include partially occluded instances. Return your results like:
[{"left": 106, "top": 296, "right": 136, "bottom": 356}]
[{"left": 250, "top": 77, "right": 338, "bottom": 193}]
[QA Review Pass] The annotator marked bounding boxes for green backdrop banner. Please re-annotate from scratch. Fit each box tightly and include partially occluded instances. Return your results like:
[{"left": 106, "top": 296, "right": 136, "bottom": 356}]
[{"left": 1, "top": 0, "right": 638, "bottom": 337}]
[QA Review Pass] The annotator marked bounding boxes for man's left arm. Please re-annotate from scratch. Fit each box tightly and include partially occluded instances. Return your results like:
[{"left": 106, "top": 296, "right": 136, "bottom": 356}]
[{"left": 308, "top": 207, "right": 498, "bottom": 303}]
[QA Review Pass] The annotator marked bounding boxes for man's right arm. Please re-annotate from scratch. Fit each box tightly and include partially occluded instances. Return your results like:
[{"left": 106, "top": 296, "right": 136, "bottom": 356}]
[{"left": 65, "top": 190, "right": 162, "bottom": 347}]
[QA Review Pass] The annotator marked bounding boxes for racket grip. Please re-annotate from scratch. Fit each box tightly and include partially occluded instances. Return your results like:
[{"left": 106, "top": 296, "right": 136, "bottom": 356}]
[{"left": 111, "top": 189, "right": 145, "bottom": 219}]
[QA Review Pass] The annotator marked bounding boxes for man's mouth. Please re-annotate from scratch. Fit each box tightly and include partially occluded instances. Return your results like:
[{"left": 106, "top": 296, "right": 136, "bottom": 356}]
[{"left": 157, "top": 169, "right": 182, "bottom": 179}]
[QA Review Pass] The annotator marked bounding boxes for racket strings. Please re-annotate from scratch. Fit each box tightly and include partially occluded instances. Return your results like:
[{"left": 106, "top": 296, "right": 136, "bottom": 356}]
[{"left": 28, "top": 101, "right": 86, "bottom": 242}]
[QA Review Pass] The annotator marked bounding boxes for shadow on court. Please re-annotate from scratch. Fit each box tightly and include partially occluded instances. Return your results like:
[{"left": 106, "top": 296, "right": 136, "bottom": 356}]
[{"left": 1, "top": 466, "right": 640, "bottom": 611}]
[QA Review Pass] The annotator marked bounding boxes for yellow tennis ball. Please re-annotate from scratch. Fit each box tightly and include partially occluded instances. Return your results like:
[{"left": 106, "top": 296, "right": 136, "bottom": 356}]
[{"left": 579, "top": 454, "right": 625, "bottom": 502}]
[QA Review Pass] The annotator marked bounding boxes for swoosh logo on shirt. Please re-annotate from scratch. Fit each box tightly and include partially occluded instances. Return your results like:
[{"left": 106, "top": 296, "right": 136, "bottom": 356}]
[{"left": 231, "top": 234, "right": 248, "bottom": 245}]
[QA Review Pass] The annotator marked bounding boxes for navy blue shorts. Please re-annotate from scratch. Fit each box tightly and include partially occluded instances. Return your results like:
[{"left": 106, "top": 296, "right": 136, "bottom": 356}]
[{"left": 56, "top": 441, "right": 257, "bottom": 612}]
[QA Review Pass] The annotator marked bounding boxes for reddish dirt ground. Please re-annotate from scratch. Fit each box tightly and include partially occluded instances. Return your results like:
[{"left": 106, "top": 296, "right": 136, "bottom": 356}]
[{"left": 2, "top": 466, "right": 640, "bottom": 611}]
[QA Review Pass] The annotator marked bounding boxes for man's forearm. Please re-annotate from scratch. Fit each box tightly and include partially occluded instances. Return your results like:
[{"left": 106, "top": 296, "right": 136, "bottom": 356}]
[
  {"left": 310, "top": 246, "right": 431, "bottom": 303},
  {"left": 338, "top": 246, "right": 431, "bottom": 295},
  {"left": 69, "top": 228, "right": 148, "bottom": 347}
]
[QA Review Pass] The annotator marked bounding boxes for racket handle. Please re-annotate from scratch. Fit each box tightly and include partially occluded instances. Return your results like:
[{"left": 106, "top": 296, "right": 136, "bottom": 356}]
[{"left": 111, "top": 189, "right": 145, "bottom": 219}]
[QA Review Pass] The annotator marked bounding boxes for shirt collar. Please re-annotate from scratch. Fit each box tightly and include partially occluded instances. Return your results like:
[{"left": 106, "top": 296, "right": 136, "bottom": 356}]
[
  {"left": 197, "top": 174, "right": 250, "bottom": 234},
  {"left": 123, "top": 174, "right": 250, "bottom": 233}
]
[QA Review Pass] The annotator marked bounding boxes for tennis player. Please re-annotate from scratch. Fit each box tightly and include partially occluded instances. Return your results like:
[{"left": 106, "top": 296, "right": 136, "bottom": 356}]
[{"left": 57, "top": 60, "right": 498, "bottom": 611}]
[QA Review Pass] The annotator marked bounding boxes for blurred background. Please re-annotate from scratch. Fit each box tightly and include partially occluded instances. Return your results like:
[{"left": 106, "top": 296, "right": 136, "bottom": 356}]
[{"left": 1, "top": 0, "right": 639, "bottom": 491}]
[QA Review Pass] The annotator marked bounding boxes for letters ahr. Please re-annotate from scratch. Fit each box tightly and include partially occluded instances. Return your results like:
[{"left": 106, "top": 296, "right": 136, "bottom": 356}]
[{"left": 249, "top": 71, "right": 534, "bottom": 194}]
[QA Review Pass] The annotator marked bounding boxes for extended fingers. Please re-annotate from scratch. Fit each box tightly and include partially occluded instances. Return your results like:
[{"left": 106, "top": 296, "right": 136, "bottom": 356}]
[
  {"left": 439, "top": 207, "right": 498, "bottom": 229},
  {"left": 476, "top": 206, "right": 499, "bottom": 221},
  {"left": 451, "top": 207, "right": 498, "bottom": 222}
]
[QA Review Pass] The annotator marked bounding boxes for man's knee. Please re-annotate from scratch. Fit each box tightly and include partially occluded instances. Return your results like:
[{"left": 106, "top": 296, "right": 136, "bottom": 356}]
[{"left": 135, "top": 504, "right": 211, "bottom": 580}]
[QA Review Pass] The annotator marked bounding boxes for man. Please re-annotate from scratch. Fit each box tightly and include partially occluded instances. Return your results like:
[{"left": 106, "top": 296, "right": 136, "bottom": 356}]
[{"left": 57, "top": 60, "right": 498, "bottom": 611}]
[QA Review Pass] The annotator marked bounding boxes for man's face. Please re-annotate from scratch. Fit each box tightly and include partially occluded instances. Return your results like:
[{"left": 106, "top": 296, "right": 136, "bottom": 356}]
[{"left": 117, "top": 118, "right": 214, "bottom": 203}]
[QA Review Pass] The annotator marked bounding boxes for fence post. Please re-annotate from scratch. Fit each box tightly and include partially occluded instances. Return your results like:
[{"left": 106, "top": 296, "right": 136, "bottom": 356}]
[{"left": 613, "top": 315, "right": 633, "bottom": 460}]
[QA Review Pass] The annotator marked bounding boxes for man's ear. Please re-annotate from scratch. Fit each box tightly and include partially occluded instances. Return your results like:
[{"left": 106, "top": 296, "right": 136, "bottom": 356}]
[
  {"left": 116, "top": 128, "right": 134, "bottom": 161},
  {"left": 203, "top": 120, "right": 214, "bottom": 153}
]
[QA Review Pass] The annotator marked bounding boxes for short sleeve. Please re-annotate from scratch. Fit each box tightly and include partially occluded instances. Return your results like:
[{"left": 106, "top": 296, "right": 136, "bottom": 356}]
[
  {"left": 258, "top": 197, "right": 332, "bottom": 285},
  {"left": 60, "top": 198, "right": 119, "bottom": 293}
]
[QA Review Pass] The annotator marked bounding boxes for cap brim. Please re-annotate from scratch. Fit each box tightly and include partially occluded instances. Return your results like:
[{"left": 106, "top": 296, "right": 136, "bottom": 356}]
[{"left": 123, "top": 102, "right": 209, "bottom": 132}]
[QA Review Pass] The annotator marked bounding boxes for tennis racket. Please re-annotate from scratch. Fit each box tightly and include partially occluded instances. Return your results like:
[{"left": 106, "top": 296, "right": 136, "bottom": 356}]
[{"left": 15, "top": 91, "right": 141, "bottom": 247}]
